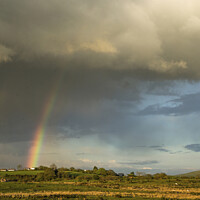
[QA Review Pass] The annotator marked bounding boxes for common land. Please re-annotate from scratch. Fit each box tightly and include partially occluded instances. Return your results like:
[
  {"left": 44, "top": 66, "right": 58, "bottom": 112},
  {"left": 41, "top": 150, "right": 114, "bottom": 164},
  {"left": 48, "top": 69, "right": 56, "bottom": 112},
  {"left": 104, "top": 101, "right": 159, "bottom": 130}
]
[{"left": 1, "top": 166, "right": 200, "bottom": 199}]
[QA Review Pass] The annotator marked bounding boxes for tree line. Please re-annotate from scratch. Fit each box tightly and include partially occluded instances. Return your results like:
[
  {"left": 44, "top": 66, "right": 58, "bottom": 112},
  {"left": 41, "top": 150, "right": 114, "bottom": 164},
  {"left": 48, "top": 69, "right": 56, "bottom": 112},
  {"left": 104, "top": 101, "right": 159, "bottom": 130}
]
[{"left": 2, "top": 164, "right": 169, "bottom": 182}]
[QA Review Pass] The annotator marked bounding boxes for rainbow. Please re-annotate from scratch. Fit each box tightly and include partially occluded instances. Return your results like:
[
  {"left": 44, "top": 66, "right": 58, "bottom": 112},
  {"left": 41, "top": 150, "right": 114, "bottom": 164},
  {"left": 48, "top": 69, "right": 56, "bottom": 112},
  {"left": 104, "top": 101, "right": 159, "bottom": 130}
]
[{"left": 27, "top": 70, "right": 63, "bottom": 168}]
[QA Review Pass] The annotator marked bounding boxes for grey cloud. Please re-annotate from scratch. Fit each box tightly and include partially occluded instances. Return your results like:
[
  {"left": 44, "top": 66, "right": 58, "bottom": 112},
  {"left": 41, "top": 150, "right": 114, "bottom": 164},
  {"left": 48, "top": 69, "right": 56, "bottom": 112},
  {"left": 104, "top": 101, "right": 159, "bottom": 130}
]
[
  {"left": 0, "top": 44, "right": 14, "bottom": 63},
  {"left": 0, "top": 0, "right": 161, "bottom": 69},
  {"left": 0, "top": 142, "right": 29, "bottom": 157},
  {"left": 139, "top": 92, "right": 200, "bottom": 116},
  {"left": 0, "top": 61, "right": 142, "bottom": 143},
  {"left": 149, "top": 146, "right": 171, "bottom": 153},
  {"left": 148, "top": 145, "right": 183, "bottom": 154},
  {"left": 120, "top": 160, "right": 159, "bottom": 165},
  {"left": 76, "top": 153, "right": 90, "bottom": 156},
  {"left": 156, "top": 148, "right": 170, "bottom": 153},
  {"left": 39, "top": 153, "right": 59, "bottom": 155},
  {"left": 169, "top": 151, "right": 183, "bottom": 155},
  {"left": 1, "top": 0, "right": 200, "bottom": 79},
  {"left": 149, "top": 145, "right": 163, "bottom": 148},
  {"left": 185, "top": 144, "right": 200, "bottom": 152}
]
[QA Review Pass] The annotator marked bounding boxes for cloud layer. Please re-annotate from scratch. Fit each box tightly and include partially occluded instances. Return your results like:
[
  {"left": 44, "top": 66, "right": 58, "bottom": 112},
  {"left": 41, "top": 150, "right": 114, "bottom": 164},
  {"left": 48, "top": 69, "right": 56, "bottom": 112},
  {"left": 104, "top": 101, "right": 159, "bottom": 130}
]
[
  {"left": 1, "top": 0, "right": 200, "bottom": 79},
  {"left": 185, "top": 144, "right": 200, "bottom": 152},
  {"left": 139, "top": 92, "right": 200, "bottom": 116}
]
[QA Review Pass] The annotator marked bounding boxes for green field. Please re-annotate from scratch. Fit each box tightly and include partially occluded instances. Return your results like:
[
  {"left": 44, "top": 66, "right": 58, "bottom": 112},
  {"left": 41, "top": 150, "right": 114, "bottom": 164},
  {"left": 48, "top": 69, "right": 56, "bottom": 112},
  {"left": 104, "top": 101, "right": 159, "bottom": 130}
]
[
  {"left": 1, "top": 178, "right": 200, "bottom": 199},
  {"left": 0, "top": 170, "right": 44, "bottom": 176},
  {"left": 1, "top": 169, "right": 200, "bottom": 199},
  {"left": 0, "top": 170, "right": 85, "bottom": 177}
]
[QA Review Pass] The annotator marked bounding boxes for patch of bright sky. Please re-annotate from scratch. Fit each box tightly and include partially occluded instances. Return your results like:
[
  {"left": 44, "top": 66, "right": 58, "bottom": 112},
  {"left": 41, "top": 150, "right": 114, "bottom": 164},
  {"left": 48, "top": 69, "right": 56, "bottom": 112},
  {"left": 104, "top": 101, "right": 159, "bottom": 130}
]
[
  {"left": 58, "top": 133, "right": 118, "bottom": 162},
  {"left": 172, "top": 81, "right": 200, "bottom": 95},
  {"left": 139, "top": 81, "right": 200, "bottom": 110},
  {"left": 36, "top": 125, "right": 200, "bottom": 175}
]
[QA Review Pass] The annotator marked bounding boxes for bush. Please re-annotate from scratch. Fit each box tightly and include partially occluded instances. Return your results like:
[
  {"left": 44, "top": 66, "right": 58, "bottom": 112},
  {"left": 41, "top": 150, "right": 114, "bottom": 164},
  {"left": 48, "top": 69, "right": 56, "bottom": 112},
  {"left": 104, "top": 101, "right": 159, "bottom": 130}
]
[
  {"left": 43, "top": 168, "right": 56, "bottom": 181},
  {"left": 36, "top": 173, "right": 44, "bottom": 182}
]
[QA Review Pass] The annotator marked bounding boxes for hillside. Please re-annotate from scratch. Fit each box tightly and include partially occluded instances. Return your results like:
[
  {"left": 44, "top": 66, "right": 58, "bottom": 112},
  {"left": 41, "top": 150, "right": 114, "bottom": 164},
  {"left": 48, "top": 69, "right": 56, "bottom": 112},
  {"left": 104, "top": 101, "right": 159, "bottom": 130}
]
[{"left": 177, "top": 170, "right": 200, "bottom": 177}]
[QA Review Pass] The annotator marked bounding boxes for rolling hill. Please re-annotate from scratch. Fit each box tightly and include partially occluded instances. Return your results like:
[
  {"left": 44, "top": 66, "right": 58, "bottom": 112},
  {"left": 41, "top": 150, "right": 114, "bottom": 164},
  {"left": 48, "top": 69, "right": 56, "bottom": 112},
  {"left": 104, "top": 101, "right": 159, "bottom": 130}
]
[{"left": 177, "top": 170, "right": 200, "bottom": 177}]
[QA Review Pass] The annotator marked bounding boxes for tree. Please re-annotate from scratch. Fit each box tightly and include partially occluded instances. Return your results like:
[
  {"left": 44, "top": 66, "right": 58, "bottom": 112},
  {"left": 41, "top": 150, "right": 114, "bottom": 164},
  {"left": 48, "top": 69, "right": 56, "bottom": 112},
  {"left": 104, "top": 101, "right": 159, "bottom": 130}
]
[
  {"left": 38, "top": 165, "right": 49, "bottom": 170},
  {"left": 153, "top": 173, "right": 167, "bottom": 179},
  {"left": 107, "top": 169, "right": 117, "bottom": 176},
  {"left": 97, "top": 168, "right": 107, "bottom": 176},
  {"left": 36, "top": 173, "right": 44, "bottom": 181},
  {"left": 17, "top": 164, "right": 22, "bottom": 170},
  {"left": 50, "top": 163, "right": 57, "bottom": 170},
  {"left": 57, "top": 171, "right": 65, "bottom": 178},
  {"left": 93, "top": 166, "right": 98, "bottom": 172},
  {"left": 44, "top": 168, "right": 56, "bottom": 181},
  {"left": 145, "top": 174, "right": 153, "bottom": 179},
  {"left": 70, "top": 167, "right": 75, "bottom": 171},
  {"left": 93, "top": 174, "right": 100, "bottom": 180},
  {"left": 128, "top": 172, "right": 135, "bottom": 178}
]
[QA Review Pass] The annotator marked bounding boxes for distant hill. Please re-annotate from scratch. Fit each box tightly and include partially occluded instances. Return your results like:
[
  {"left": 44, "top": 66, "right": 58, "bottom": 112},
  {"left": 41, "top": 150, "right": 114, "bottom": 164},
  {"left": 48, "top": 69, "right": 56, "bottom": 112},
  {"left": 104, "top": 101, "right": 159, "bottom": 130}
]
[{"left": 177, "top": 170, "right": 200, "bottom": 177}]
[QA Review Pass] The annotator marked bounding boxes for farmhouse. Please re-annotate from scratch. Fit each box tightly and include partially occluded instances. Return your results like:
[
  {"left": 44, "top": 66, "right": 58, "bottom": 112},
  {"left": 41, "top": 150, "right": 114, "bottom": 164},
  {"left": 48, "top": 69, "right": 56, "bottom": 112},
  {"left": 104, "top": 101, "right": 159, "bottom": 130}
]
[
  {"left": 24, "top": 167, "right": 30, "bottom": 170},
  {"left": 0, "top": 169, "right": 7, "bottom": 171},
  {"left": 8, "top": 169, "right": 16, "bottom": 171}
]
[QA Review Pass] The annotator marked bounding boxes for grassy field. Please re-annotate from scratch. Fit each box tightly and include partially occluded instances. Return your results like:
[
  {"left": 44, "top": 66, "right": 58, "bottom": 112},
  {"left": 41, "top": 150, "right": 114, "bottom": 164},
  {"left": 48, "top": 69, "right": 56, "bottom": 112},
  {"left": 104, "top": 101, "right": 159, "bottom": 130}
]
[
  {"left": 1, "top": 177, "right": 200, "bottom": 199},
  {"left": 0, "top": 170, "right": 44, "bottom": 176},
  {"left": 2, "top": 170, "right": 200, "bottom": 199}
]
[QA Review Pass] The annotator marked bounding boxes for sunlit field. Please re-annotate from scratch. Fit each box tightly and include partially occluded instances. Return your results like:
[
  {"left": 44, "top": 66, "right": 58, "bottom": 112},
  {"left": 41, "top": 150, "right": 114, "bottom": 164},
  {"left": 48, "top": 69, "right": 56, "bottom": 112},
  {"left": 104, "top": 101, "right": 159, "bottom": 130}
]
[{"left": 1, "top": 169, "right": 200, "bottom": 199}]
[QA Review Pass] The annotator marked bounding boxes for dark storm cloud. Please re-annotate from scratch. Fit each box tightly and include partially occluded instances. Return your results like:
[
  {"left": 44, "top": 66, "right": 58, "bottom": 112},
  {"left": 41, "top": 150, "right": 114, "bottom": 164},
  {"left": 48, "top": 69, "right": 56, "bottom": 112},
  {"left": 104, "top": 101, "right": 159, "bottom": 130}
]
[
  {"left": 139, "top": 92, "right": 200, "bottom": 116},
  {"left": 1, "top": 0, "right": 200, "bottom": 147},
  {"left": 0, "top": 142, "right": 29, "bottom": 157},
  {"left": 0, "top": 60, "right": 142, "bottom": 143},
  {"left": 119, "top": 160, "right": 159, "bottom": 165},
  {"left": 185, "top": 144, "right": 200, "bottom": 152},
  {"left": 1, "top": 0, "right": 200, "bottom": 79},
  {"left": 0, "top": 65, "right": 57, "bottom": 142}
]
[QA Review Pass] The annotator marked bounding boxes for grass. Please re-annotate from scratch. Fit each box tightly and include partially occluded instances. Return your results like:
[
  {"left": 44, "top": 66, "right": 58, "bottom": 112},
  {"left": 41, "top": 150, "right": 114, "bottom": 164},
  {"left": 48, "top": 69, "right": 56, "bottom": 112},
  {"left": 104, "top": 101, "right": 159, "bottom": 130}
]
[
  {"left": 0, "top": 195, "right": 155, "bottom": 200},
  {"left": 0, "top": 170, "right": 44, "bottom": 176},
  {"left": 2, "top": 171, "right": 200, "bottom": 199},
  {"left": 2, "top": 178, "right": 200, "bottom": 199}
]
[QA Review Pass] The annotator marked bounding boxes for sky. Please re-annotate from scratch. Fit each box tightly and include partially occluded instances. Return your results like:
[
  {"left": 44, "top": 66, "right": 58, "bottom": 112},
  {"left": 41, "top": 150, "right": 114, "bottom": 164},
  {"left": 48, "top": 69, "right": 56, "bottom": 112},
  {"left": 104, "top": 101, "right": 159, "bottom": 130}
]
[{"left": 1, "top": 0, "right": 200, "bottom": 175}]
